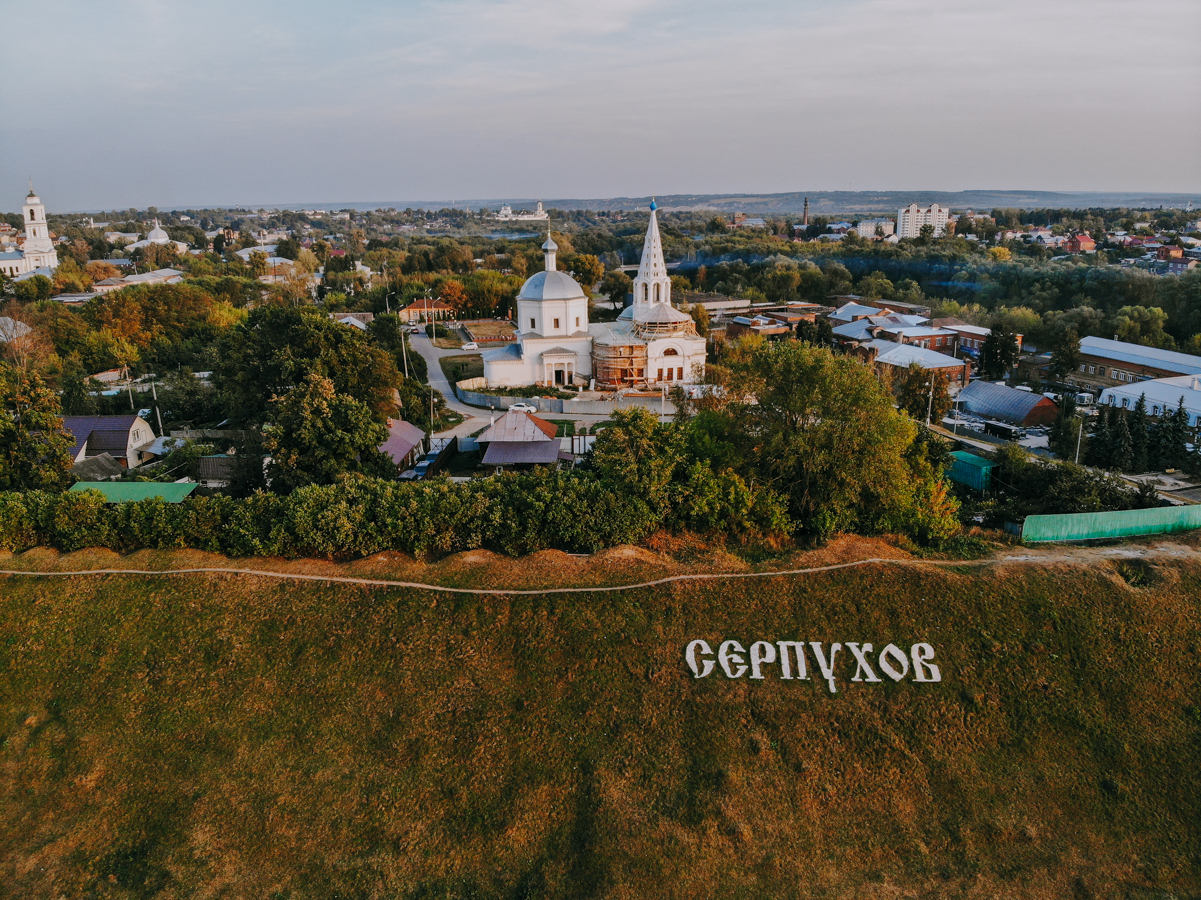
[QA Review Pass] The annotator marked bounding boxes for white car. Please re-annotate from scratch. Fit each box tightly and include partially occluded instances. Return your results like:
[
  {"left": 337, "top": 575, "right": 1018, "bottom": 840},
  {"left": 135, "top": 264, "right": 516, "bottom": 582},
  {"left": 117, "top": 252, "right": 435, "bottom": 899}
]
[
  {"left": 508, "top": 402, "right": 537, "bottom": 413},
  {"left": 461, "top": 341, "right": 479, "bottom": 350}
]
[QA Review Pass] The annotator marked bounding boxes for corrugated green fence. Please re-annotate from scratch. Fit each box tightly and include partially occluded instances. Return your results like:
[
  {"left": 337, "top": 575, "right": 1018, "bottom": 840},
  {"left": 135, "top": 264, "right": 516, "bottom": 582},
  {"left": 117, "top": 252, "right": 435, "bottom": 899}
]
[{"left": 1021, "top": 505, "right": 1201, "bottom": 542}]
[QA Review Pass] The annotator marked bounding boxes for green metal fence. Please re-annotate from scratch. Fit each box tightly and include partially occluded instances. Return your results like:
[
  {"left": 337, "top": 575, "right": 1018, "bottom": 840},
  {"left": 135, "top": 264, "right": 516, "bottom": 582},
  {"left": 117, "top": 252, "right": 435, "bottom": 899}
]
[{"left": 1021, "top": 505, "right": 1201, "bottom": 542}]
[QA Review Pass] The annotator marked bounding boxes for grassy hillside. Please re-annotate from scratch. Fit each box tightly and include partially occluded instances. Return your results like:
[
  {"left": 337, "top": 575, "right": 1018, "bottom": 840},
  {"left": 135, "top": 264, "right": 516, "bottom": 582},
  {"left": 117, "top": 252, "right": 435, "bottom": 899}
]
[{"left": 0, "top": 542, "right": 1198, "bottom": 898}]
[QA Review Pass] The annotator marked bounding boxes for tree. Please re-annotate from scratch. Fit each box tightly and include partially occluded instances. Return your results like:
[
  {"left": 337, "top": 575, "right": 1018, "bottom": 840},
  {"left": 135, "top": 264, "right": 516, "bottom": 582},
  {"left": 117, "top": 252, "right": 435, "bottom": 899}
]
[
  {"left": 796, "top": 317, "right": 834, "bottom": 346},
  {"left": 729, "top": 341, "right": 958, "bottom": 540},
  {"left": 688, "top": 303, "right": 710, "bottom": 336},
  {"left": 564, "top": 254, "right": 604, "bottom": 294},
  {"left": 438, "top": 280, "right": 469, "bottom": 314},
  {"left": 1048, "top": 395, "right": 1084, "bottom": 462},
  {"left": 262, "top": 373, "right": 390, "bottom": 492},
  {"left": 978, "top": 322, "right": 1020, "bottom": 380},
  {"left": 1112, "top": 412, "right": 1133, "bottom": 472},
  {"left": 248, "top": 251, "right": 269, "bottom": 278},
  {"left": 13, "top": 275, "right": 52, "bottom": 303},
  {"left": 1130, "top": 394, "right": 1149, "bottom": 473},
  {"left": 0, "top": 365, "right": 73, "bottom": 491},
  {"left": 896, "top": 362, "right": 951, "bottom": 424},
  {"left": 598, "top": 270, "right": 632, "bottom": 308},
  {"left": 589, "top": 408, "right": 681, "bottom": 520},
  {"left": 1113, "top": 305, "right": 1175, "bottom": 349},
  {"left": 215, "top": 306, "right": 400, "bottom": 425},
  {"left": 1049, "top": 327, "right": 1083, "bottom": 379}
]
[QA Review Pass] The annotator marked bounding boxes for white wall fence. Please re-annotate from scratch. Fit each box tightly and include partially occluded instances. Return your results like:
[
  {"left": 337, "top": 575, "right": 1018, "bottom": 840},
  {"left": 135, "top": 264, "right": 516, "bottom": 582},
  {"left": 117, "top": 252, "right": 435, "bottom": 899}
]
[{"left": 455, "top": 378, "right": 677, "bottom": 417}]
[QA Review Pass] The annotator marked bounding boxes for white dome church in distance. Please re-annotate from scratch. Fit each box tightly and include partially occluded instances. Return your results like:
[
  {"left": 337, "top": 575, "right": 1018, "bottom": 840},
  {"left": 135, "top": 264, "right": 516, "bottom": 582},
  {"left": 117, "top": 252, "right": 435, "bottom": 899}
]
[{"left": 482, "top": 200, "right": 706, "bottom": 389}]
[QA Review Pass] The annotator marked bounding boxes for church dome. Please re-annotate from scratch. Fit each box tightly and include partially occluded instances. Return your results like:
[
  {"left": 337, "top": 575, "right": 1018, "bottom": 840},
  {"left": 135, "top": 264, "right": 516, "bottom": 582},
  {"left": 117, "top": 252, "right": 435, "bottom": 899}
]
[
  {"left": 517, "top": 269, "right": 586, "bottom": 302},
  {"left": 147, "top": 220, "right": 170, "bottom": 243}
]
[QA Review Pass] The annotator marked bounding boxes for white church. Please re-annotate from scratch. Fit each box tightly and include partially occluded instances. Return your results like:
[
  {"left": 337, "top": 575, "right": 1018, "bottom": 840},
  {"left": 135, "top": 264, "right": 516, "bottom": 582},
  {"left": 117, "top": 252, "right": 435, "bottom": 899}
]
[
  {"left": 483, "top": 201, "right": 706, "bottom": 389},
  {"left": 0, "top": 186, "right": 59, "bottom": 278}
]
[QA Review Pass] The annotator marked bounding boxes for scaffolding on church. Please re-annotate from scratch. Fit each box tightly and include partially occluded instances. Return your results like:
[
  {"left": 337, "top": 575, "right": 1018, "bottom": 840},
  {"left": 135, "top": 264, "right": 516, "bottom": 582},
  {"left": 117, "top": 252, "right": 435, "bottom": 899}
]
[{"left": 591, "top": 343, "right": 648, "bottom": 388}]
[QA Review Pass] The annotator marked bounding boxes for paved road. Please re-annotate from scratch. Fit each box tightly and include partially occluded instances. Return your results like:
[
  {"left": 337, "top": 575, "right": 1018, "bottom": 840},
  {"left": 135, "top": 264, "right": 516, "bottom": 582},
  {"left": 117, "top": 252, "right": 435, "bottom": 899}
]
[{"left": 407, "top": 330, "right": 488, "bottom": 438}]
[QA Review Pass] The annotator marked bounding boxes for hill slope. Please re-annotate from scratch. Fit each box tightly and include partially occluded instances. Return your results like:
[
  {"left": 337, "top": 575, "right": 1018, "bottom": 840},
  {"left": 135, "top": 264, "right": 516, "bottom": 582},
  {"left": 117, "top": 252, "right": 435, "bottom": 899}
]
[{"left": 0, "top": 540, "right": 1198, "bottom": 898}]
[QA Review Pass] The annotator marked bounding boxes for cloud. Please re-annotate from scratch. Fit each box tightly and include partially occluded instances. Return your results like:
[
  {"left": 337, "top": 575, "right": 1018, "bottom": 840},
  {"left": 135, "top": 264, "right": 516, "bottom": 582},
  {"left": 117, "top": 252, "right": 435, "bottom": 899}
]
[{"left": 0, "top": 0, "right": 1196, "bottom": 208}]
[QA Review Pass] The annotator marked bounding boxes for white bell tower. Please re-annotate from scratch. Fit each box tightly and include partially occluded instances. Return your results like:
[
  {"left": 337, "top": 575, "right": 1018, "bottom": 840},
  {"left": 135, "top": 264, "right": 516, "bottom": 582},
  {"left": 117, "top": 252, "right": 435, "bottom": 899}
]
[
  {"left": 631, "top": 198, "right": 672, "bottom": 316},
  {"left": 21, "top": 183, "right": 58, "bottom": 269}
]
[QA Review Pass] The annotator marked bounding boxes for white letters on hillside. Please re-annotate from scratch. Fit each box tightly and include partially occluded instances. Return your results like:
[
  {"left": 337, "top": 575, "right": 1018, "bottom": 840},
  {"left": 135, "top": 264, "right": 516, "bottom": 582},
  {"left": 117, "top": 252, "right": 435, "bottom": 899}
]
[{"left": 685, "top": 639, "right": 943, "bottom": 692}]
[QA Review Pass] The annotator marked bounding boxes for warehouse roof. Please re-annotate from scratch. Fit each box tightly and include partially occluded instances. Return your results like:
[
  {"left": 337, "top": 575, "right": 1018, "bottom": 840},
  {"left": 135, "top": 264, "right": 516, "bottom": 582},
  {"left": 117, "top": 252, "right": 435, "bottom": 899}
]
[
  {"left": 1080, "top": 336, "right": 1201, "bottom": 375},
  {"left": 957, "top": 380, "right": 1058, "bottom": 425}
]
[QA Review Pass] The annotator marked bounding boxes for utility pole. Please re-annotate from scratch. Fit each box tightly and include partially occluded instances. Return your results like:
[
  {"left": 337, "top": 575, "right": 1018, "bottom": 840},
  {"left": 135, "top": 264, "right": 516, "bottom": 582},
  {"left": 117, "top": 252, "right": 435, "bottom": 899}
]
[
  {"left": 1075, "top": 414, "right": 1084, "bottom": 464},
  {"left": 151, "top": 381, "right": 163, "bottom": 434},
  {"left": 926, "top": 372, "right": 935, "bottom": 426},
  {"left": 401, "top": 329, "right": 410, "bottom": 379}
]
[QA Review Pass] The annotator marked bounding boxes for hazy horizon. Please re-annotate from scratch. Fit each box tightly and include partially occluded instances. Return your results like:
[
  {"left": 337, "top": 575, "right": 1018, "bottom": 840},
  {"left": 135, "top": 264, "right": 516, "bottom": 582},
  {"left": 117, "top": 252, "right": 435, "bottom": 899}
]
[{"left": 2, "top": 0, "right": 1198, "bottom": 211}]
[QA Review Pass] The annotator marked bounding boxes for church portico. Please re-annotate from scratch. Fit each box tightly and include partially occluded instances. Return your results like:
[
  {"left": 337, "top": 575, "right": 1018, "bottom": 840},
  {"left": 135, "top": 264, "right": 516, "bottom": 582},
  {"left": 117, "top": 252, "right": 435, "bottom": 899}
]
[{"left": 540, "top": 347, "right": 579, "bottom": 385}]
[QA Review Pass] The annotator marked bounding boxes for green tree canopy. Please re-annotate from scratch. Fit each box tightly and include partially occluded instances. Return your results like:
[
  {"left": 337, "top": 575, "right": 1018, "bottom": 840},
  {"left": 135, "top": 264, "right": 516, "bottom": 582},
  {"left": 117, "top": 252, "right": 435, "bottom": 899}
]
[
  {"left": 726, "top": 341, "right": 958, "bottom": 540},
  {"left": 1049, "top": 327, "right": 1083, "bottom": 378},
  {"left": 0, "top": 366, "right": 73, "bottom": 492},
  {"left": 262, "top": 373, "right": 390, "bottom": 492},
  {"left": 215, "top": 306, "right": 400, "bottom": 425},
  {"left": 896, "top": 362, "right": 952, "bottom": 424},
  {"left": 978, "top": 322, "right": 1020, "bottom": 380}
]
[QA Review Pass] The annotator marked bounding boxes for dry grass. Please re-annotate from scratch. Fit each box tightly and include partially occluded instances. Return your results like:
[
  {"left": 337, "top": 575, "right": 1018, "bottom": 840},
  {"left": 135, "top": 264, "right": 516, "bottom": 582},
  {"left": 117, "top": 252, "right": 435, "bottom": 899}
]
[
  {"left": 465, "top": 322, "right": 517, "bottom": 339},
  {"left": 0, "top": 541, "right": 1198, "bottom": 898}
]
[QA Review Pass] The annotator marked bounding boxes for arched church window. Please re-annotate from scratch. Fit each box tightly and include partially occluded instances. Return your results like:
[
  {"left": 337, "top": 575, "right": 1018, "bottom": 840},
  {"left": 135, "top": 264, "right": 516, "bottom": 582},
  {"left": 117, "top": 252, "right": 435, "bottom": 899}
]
[
  {"left": 642, "top": 284, "right": 648, "bottom": 302},
  {"left": 29, "top": 210, "right": 35, "bottom": 221},
  {"left": 654, "top": 284, "right": 660, "bottom": 303},
  {"left": 663, "top": 347, "right": 679, "bottom": 356}
]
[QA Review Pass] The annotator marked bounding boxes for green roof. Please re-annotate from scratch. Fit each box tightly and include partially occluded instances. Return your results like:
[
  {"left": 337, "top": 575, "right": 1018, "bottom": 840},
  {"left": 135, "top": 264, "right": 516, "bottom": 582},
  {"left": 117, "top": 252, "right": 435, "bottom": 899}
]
[
  {"left": 948, "top": 451, "right": 997, "bottom": 470},
  {"left": 69, "top": 481, "right": 198, "bottom": 503}
]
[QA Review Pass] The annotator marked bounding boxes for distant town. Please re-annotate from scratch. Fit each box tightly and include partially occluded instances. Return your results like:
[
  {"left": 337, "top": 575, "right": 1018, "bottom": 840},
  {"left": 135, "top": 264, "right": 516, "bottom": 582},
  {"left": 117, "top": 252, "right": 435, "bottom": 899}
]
[{"left": 3, "top": 184, "right": 1201, "bottom": 555}]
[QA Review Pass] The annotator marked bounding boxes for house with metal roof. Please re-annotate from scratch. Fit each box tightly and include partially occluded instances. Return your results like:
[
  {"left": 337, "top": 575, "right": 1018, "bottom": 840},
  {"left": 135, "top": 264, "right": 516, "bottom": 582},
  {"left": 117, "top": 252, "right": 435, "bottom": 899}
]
[
  {"left": 946, "top": 451, "right": 997, "bottom": 492},
  {"left": 61, "top": 415, "right": 155, "bottom": 469},
  {"left": 956, "top": 380, "right": 1059, "bottom": 426},
  {"left": 68, "top": 482, "right": 198, "bottom": 503},
  {"left": 1099, "top": 375, "right": 1201, "bottom": 428},
  {"left": 475, "top": 410, "right": 571, "bottom": 471},
  {"left": 856, "top": 339, "right": 972, "bottom": 387},
  {"left": 1068, "top": 336, "right": 1201, "bottom": 394},
  {"left": 379, "top": 419, "right": 426, "bottom": 470},
  {"left": 828, "top": 301, "right": 885, "bottom": 324}
]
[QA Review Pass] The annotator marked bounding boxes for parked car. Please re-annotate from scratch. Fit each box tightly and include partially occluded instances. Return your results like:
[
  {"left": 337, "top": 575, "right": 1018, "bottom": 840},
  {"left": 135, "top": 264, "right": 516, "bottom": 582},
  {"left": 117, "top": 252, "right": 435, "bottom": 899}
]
[
  {"left": 461, "top": 341, "right": 479, "bottom": 350},
  {"left": 508, "top": 402, "right": 537, "bottom": 413}
]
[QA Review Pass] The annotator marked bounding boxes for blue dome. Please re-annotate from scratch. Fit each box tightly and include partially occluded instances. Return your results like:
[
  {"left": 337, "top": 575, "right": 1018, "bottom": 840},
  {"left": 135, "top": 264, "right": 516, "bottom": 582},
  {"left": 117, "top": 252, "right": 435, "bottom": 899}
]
[{"left": 649, "top": 198, "right": 657, "bottom": 211}]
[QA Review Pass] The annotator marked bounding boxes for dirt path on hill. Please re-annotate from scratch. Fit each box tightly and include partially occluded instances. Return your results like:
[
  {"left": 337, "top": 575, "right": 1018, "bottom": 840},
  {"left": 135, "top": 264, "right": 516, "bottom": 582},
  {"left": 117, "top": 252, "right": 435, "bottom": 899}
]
[{"left": 1, "top": 539, "right": 1198, "bottom": 595}]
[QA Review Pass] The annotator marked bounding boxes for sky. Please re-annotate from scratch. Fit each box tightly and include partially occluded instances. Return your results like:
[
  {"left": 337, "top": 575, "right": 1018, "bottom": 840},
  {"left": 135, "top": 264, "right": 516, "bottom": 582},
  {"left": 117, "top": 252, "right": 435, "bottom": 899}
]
[{"left": 2, "top": 0, "right": 1198, "bottom": 211}]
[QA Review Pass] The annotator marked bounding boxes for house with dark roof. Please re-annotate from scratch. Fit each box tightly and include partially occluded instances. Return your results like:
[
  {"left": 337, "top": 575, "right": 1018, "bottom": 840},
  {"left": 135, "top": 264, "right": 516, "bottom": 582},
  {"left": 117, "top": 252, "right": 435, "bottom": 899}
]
[
  {"left": 197, "top": 455, "right": 238, "bottom": 488},
  {"left": 61, "top": 415, "right": 155, "bottom": 469},
  {"left": 475, "top": 410, "right": 571, "bottom": 472}
]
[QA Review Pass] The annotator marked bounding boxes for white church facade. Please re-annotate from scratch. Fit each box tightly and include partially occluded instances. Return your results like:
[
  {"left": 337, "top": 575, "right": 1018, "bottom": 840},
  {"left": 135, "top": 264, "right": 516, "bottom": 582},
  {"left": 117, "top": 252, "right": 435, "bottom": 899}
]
[
  {"left": 483, "top": 201, "right": 706, "bottom": 389},
  {"left": 0, "top": 187, "right": 59, "bottom": 278}
]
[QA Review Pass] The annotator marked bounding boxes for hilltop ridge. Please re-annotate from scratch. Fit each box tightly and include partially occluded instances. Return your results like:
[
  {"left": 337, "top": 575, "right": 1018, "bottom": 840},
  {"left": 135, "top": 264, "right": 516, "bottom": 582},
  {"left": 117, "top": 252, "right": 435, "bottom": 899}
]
[{"left": 1, "top": 537, "right": 1198, "bottom": 898}]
